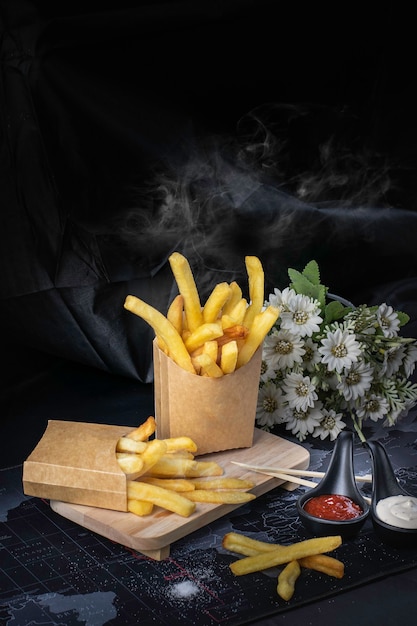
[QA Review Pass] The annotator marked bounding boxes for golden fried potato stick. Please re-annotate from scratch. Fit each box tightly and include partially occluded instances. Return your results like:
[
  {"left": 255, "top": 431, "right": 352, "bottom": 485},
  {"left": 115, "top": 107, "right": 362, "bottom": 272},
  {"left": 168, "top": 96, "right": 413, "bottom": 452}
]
[
  {"left": 216, "top": 325, "right": 248, "bottom": 346},
  {"left": 189, "top": 477, "right": 255, "bottom": 490},
  {"left": 229, "top": 535, "right": 342, "bottom": 576},
  {"left": 127, "top": 499, "right": 154, "bottom": 516},
  {"left": 193, "top": 353, "right": 224, "bottom": 378},
  {"left": 148, "top": 456, "right": 224, "bottom": 478},
  {"left": 116, "top": 453, "right": 144, "bottom": 477},
  {"left": 139, "top": 477, "right": 196, "bottom": 492},
  {"left": 236, "top": 305, "right": 280, "bottom": 368},
  {"left": 124, "top": 295, "right": 196, "bottom": 374},
  {"left": 167, "top": 294, "right": 184, "bottom": 335},
  {"left": 220, "top": 340, "right": 238, "bottom": 374},
  {"left": 277, "top": 560, "right": 301, "bottom": 601},
  {"left": 134, "top": 439, "right": 168, "bottom": 477},
  {"left": 127, "top": 480, "right": 196, "bottom": 517},
  {"left": 183, "top": 490, "right": 256, "bottom": 504},
  {"left": 169, "top": 252, "right": 203, "bottom": 332},
  {"left": 116, "top": 437, "right": 147, "bottom": 454},
  {"left": 243, "top": 256, "right": 265, "bottom": 328},
  {"left": 222, "top": 532, "right": 345, "bottom": 579},
  {"left": 126, "top": 416, "right": 157, "bottom": 441},
  {"left": 222, "top": 532, "right": 278, "bottom": 556},
  {"left": 162, "top": 436, "right": 198, "bottom": 454},
  {"left": 223, "top": 281, "right": 243, "bottom": 315},
  {"left": 202, "top": 282, "right": 232, "bottom": 323},
  {"left": 298, "top": 554, "right": 345, "bottom": 579},
  {"left": 227, "top": 299, "right": 248, "bottom": 325},
  {"left": 184, "top": 322, "right": 223, "bottom": 354}
]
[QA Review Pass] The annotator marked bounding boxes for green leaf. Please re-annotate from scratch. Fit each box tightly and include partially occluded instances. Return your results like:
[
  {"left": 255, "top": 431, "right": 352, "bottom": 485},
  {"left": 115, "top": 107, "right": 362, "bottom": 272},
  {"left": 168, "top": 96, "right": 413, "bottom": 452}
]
[
  {"left": 302, "top": 260, "right": 321, "bottom": 286},
  {"left": 324, "top": 300, "right": 349, "bottom": 324},
  {"left": 397, "top": 311, "right": 410, "bottom": 327}
]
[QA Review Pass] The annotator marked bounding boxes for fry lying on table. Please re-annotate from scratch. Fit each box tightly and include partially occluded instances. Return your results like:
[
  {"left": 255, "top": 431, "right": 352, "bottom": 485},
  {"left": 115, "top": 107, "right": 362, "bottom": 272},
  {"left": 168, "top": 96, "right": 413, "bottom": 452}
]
[{"left": 223, "top": 531, "right": 344, "bottom": 601}]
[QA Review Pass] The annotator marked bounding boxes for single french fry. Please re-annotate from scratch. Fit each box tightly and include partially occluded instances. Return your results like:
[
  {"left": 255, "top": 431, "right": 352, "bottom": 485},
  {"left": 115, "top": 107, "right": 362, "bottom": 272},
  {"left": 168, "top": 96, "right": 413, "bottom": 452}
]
[
  {"left": 124, "top": 295, "right": 196, "bottom": 374},
  {"left": 202, "top": 339, "right": 220, "bottom": 363},
  {"left": 277, "top": 560, "right": 301, "bottom": 601},
  {"left": 127, "top": 480, "right": 196, "bottom": 517},
  {"left": 183, "top": 490, "right": 256, "bottom": 504},
  {"left": 116, "top": 453, "right": 144, "bottom": 477},
  {"left": 189, "top": 477, "right": 255, "bottom": 490},
  {"left": 220, "top": 340, "right": 238, "bottom": 374},
  {"left": 184, "top": 322, "right": 223, "bottom": 354},
  {"left": 216, "top": 325, "right": 248, "bottom": 346},
  {"left": 202, "top": 282, "right": 232, "bottom": 323},
  {"left": 116, "top": 437, "right": 148, "bottom": 454},
  {"left": 229, "top": 535, "right": 342, "bottom": 576},
  {"left": 126, "top": 416, "right": 157, "bottom": 441},
  {"left": 148, "top": 456, "right": 224, "bottom": 478},
  {"left": 227, "top": 298, "right": 249, "bottom": 325},
  {"left": 222, "top": 532, "right": 279, "bottom": 557},
  {"left": 236, "top": 305, "right": 280, "bottom": 368},
  {"left": 193, "top": 353, "right": 224, "bottom": 378},
  {"left": 167, "top": 294, "right": 184, "bottom": 335},
  {"left": 127, "top": 499, "right": 154, "bottom": 516},
  {"left": 298, "top": 554, "right": 345, "bottom": 579},
  {"left": 135, "top": 439, "right": 168, "bottom": 477},
  {"left": 168, "top": 252, "right": 203, "bottom": 332},
  {"left": 139, "top": 477, "right": 196, "bottom": 492},
  {"left": 243, "top": 256, "right": 265, "bottom": 328},
  {"left": 223, "top": 281, "right": 243, "bottom": 315},
  {"left": 162, "top": 436, "right": 198, "bottom": 454}
]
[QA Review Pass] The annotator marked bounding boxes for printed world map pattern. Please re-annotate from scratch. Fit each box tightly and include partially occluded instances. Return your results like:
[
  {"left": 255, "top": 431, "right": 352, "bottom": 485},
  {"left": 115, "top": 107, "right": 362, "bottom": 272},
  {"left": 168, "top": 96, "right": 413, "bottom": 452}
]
[{"left": 1, "top": 417, "right": 417, "bottom": 626}]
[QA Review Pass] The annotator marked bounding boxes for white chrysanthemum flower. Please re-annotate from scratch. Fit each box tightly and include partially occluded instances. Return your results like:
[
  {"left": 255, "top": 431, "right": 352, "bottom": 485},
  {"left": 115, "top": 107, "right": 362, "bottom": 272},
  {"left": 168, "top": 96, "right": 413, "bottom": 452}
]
[
  {"left": 256, "top": 382, "right": 286, "bottom": 427},
  {"left": 260, "top": 358, "right": 277, "bottom": 383},
  {"left": 379, "top": 345, "right": 406, "bottom": 378},
  {"left": 279, "top": 293, "right": 323, "bottom": 338},
  {"left": 282, "top": 372, "right": 318, "bottom": 411},
  {"left": 283, "top": 402, "right": 324, "bottom": 442},
  {"left": 376, "top": 303, "right": 401, "bottom": 338},
  {"left": 318, "top": 328, "right": 362, "bottom": 373},
  {"left": 268, "top": 287, "right": 297, "bottom": 311},
  {"left": 313, "top": 408, "right": 346, "bottom": 441},
  {"left": 403, "top": 342, "right": 417, "bottom": 378},
  {"left": 337, "top": 360, "right": 374, "bottom": 401},
  {"left": 263, "top": 329, "right": 305, "bottom": 371},
  {"left": 301, "top": 337, "right": 322, "bottom": 371},
  {"left": 356, "top": 393, "right": 390, "bottom": 422}
]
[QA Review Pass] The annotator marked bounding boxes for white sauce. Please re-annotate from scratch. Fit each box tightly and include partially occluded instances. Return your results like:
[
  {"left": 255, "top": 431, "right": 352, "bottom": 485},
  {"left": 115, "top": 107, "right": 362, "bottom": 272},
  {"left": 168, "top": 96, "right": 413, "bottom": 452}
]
[{"left": 375, "top": 495, "right": 417, "bottom": 529}]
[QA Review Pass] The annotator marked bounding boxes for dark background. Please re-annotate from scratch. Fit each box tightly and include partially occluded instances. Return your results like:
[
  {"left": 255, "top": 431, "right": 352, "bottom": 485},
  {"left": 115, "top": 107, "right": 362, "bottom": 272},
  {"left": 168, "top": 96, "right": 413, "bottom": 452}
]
[{"left": 1, "top": 2, "right": 417, "bottom": 464}]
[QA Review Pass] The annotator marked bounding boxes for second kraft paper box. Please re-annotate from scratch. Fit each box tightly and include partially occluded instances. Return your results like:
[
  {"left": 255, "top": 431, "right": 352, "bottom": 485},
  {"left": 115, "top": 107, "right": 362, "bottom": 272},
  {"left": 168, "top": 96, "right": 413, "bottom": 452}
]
[
  {"left": 153, "top": 338, "right": 263, "bottom": 455},
  {"left": 22, "top": 420, "right": 130, "bottom": 510}
]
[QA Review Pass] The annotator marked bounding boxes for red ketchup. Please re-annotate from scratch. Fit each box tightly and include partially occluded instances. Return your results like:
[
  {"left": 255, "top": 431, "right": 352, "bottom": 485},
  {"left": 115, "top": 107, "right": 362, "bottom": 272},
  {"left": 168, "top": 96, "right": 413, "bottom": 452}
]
[{"left": 304, "top": 494, "right": 363, "bottom": 521}]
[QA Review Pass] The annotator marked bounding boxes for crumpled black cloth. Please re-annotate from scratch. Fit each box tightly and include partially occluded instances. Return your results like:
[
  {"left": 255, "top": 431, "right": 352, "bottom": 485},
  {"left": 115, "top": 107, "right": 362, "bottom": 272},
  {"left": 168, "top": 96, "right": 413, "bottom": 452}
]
[{"left": 1, "top": 1, "right": 417, "bottom": 389}]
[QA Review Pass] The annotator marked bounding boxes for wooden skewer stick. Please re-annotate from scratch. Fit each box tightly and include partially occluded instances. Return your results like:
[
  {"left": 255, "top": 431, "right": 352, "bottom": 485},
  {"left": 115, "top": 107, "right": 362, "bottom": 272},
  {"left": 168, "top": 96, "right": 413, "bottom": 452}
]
[
  {"left": 231, "top": 461, "right": 373, "bottom": 483},
  {"left": 231, "top": 463, "right": 372, "bottom": 504}
]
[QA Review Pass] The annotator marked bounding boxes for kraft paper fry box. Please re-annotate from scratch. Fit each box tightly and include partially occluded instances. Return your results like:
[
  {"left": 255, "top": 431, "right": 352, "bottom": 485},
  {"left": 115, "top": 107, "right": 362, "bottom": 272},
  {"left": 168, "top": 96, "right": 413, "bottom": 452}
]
[
  {"left": 153, "top": 338, "right": 263, "bottom": 455},
  {"left": 23, "top": 420, "right": 131, "bottom": 511}
]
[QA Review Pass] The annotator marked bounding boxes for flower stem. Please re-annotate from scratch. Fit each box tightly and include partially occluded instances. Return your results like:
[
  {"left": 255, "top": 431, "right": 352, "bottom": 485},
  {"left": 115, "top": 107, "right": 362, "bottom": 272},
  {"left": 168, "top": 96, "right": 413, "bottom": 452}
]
[{"left": 350, "top": 413, "right": 367, "bottom": 443}]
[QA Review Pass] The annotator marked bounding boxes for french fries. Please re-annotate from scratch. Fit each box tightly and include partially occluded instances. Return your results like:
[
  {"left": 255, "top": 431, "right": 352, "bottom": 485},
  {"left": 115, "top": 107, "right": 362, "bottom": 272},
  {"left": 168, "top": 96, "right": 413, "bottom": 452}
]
[
  {"left": 222, "top": 531, "right": 345, "bottom": 602},
  {"left": 115, "top": 417, "right": 256, "bottom": 517},
  {"left": 124, "top": 252, "right": 280, "bottom": 376}
]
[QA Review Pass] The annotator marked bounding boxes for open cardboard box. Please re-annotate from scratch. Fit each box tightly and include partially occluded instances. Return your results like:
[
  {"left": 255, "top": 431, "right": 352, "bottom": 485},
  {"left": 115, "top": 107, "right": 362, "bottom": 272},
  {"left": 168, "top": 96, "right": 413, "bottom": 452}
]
[
  {"left": 154, "top": 339, "right": 263, "bottom": 455},
  {"left": 23, "top": 420, "right": 131, "bottom": 511}
]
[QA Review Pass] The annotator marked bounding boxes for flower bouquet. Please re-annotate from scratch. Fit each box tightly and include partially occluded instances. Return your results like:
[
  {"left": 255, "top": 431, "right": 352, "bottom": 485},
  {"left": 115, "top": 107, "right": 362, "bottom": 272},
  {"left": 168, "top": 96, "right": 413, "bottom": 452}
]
[{"left": 257, "top": 261, "right": 417, "bottom": 442}]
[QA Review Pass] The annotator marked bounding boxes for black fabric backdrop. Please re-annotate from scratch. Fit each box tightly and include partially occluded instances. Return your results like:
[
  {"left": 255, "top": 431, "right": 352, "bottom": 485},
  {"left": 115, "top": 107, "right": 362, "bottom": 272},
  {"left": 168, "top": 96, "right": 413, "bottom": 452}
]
[{"left": 1, "top": 1, "right": 417, "bottom": 397}]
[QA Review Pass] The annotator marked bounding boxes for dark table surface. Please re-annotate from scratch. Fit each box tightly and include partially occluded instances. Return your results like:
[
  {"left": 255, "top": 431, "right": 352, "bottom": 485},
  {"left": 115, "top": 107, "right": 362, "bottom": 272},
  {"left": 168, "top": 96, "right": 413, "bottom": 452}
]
[{"left": 2, "top": 357, "right": 417, "bottom": 625}]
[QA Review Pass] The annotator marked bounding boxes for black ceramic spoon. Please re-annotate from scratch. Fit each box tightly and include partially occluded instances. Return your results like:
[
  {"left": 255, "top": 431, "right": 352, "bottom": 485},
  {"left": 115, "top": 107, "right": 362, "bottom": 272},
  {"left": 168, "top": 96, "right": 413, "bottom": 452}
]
[
  {"left": 365, "top": 439, "right": 417, "bottom": 547},
  {"left": 297, "top": 430, "right": 369, "bottom": 539}
]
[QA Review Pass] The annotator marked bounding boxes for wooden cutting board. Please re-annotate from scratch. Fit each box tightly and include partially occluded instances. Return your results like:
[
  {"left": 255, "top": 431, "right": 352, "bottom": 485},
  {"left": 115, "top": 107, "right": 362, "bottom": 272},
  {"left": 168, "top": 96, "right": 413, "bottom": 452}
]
[{"left": 51, "top": 429, "right": 309, "bottom": 560}]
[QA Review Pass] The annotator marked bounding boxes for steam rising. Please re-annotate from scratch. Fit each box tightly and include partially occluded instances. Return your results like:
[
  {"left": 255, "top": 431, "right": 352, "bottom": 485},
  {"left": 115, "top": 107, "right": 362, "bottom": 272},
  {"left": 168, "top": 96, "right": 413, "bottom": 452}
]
[{"left": 109, "top": 103, "right": 406, "bottom": 297}]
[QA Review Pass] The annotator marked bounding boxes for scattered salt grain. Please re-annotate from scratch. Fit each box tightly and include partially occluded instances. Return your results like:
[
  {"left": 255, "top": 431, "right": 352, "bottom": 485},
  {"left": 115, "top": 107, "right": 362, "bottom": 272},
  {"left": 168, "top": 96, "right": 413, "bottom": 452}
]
[{"left": 171, "top": 581, "right": 199, "bottom": 599}]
